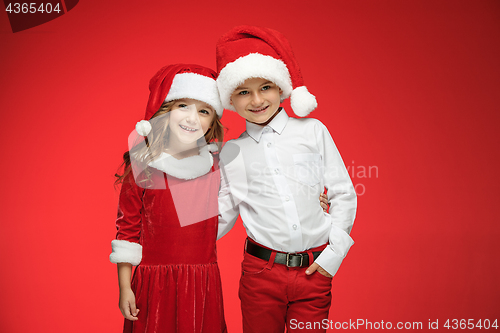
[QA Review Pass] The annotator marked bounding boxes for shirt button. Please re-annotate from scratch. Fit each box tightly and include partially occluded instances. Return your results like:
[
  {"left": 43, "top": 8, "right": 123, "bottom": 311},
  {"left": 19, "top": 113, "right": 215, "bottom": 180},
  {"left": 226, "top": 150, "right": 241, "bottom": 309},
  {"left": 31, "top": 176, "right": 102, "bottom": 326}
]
[
  {"left": 267, "top": 142, "right": 272, "bottom": 147},
  {"left": 275, "top": 169, "right": 279, "bottom": 174},
  {"left": 292, "top": 224, "right": 298, "bottom": 230},
  {"left": 285, "top": 196, "right": 290, "bottom": 201}
]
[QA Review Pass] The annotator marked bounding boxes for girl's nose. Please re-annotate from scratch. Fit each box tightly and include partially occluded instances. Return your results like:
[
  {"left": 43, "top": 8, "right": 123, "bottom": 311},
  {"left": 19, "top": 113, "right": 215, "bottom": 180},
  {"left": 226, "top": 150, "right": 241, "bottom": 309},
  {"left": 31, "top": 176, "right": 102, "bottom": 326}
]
[{"left": 185, "top": 106, "right": 199, "bottom": 124}]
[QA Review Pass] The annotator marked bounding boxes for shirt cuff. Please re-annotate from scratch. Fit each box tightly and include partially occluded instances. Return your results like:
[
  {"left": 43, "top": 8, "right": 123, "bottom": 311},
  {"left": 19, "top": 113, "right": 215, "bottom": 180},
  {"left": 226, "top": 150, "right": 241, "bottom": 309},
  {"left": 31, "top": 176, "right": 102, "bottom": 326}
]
[
  {"left": 314, "top": 239, "right": 354, "bottom": 277},
  {"left": 109, "top": 239, "right": 142, "bottom": 266}
]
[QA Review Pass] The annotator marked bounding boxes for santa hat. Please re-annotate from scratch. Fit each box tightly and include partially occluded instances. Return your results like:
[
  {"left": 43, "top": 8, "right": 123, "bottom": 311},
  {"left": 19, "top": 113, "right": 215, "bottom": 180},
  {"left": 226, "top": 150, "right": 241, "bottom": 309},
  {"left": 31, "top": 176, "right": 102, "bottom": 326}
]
[
  {"left": 216, "top": 25, "right": 317, "bottom": 117},
  {"left": 135, "top": 64, "right": 223, "bottom": 136}
]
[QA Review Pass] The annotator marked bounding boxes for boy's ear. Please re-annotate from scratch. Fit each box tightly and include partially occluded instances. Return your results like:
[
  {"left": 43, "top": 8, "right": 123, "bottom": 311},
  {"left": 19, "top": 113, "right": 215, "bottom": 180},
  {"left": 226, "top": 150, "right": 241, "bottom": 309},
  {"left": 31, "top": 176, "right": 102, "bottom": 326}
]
[
  {"left": 229, "top": 98, "right": 233, "bottom": 106},
  {"left": 279, "top": 88, "right": 283, "bottom": 95}
]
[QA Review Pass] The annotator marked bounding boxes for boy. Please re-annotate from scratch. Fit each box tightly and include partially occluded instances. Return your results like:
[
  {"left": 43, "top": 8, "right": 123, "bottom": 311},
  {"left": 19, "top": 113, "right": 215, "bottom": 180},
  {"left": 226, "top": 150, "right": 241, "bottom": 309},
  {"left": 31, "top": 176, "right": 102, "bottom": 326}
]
[{"left": 216, "top": 26, "right": 357, "bottom": 332}]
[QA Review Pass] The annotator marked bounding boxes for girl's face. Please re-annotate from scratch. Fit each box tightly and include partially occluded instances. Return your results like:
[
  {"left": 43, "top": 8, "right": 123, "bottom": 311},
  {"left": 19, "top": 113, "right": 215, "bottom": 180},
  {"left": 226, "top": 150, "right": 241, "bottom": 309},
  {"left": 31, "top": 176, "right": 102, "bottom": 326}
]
[{"left": 167, "top": 98, "right": 215, "bottom": 148}]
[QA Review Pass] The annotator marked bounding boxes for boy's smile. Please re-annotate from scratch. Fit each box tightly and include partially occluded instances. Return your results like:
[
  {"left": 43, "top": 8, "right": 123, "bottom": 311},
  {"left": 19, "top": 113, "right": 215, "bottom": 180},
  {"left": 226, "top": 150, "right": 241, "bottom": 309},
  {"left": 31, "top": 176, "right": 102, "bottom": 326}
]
[{"left": 230, "top": 77, "right": 282, "bottom": 126}]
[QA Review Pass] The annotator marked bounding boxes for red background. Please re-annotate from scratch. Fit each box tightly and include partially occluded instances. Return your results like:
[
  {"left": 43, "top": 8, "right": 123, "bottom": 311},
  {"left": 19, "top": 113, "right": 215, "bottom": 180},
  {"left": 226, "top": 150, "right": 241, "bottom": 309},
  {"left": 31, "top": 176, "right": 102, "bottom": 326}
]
[{"left": 1, "top": 0, "right": 499, "bottom": 332}]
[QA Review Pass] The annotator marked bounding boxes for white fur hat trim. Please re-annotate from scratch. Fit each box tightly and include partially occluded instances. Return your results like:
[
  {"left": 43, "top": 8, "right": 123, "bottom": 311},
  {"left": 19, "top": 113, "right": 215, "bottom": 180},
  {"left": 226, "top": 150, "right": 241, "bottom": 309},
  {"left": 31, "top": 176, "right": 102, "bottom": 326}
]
[
  {"left": 217, "top": 53, "right": 293, "bottom": 111},
  {"left": 166, "top": 72, "right": 223, "bottom": 116}
]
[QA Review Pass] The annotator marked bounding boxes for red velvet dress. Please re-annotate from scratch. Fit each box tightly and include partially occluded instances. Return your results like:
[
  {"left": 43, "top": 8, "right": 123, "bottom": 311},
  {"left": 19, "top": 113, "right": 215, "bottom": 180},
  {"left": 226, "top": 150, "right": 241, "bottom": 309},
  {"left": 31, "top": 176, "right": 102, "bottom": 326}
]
[{"left": 115, "top": 155, "right": 226, "bottom": 333}]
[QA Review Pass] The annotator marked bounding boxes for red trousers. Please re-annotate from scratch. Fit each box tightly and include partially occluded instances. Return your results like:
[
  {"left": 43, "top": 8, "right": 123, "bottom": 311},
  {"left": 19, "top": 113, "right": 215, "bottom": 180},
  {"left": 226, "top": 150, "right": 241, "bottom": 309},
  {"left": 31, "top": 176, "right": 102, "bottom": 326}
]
[{"left": 239, "top": 240, "right": 332, "bottom": 332}]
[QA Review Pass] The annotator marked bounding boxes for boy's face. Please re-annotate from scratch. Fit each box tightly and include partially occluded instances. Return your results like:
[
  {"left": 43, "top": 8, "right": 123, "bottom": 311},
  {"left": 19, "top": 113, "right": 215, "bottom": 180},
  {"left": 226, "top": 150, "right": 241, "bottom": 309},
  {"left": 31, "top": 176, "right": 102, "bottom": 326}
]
[{"left": 230, "top": 77, "right": 282, "bottom": 126}]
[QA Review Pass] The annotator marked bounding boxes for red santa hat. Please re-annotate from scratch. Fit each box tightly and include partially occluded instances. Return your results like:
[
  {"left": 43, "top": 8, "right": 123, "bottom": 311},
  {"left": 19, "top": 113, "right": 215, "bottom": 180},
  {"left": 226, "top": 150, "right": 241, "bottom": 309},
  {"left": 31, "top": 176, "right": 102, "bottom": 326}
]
[
  {"left": 216, "top": 25, "right": 317, "bottom": 117},
  {"left": 136, "top": 64, "right": 223, "bottom": 136}
]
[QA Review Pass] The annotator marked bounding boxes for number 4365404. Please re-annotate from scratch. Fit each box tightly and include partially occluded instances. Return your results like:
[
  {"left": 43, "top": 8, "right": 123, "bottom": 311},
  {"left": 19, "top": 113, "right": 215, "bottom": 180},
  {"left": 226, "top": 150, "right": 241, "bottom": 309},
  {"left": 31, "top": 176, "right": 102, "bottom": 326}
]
[
  {"left": 6, "top": 3, "right": 61, "bottom": 14},
  {"left": 444, "top": 319, "right": 498, "bottom": 330}
]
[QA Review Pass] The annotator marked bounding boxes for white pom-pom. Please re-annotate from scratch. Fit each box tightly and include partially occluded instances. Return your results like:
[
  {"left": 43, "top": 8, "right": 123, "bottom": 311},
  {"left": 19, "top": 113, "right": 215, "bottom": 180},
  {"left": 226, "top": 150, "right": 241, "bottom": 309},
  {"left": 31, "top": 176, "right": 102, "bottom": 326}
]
[
  {"left": 136, "top": 120, "right": 152, "bottom": 136},
  {"left": 207, "top": 143, "right": 219, "bottom": 152},
  {"left": 290, "top": 86, "right": 318, "bottom": 117}
]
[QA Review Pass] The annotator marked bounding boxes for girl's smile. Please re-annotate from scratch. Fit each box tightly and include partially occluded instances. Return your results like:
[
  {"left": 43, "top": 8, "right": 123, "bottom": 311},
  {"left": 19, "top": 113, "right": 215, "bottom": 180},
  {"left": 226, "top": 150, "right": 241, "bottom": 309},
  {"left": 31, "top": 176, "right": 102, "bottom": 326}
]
[
  {"left": 167, "top": 98, "right": 215, "bottom": 154},
  {"left": 179, "top": 124, "right": 199, "bottom": 132}
]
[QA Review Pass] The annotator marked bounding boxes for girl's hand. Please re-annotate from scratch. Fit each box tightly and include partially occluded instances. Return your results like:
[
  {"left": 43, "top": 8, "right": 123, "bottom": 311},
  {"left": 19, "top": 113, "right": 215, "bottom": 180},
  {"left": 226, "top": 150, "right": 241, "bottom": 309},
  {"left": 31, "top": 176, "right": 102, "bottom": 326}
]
[
  {"left": 319, "top": 193, "right": 329, "bottom": 212},
  {"left": 119, "top": 287, "right": 140, "bottom": 321}
]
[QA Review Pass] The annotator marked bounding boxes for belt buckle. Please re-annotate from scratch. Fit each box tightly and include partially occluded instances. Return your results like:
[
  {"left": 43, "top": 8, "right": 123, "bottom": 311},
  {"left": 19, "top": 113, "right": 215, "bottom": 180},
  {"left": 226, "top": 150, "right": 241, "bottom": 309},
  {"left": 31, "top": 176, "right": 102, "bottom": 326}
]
[{"left": 286, "top": 253, "right": 304, "bottom": 267}]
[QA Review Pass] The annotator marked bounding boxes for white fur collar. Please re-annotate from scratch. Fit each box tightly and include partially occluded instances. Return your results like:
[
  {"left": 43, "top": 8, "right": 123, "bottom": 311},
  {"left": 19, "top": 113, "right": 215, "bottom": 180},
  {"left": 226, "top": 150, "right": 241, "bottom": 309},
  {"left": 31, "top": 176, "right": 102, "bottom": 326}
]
[{"left": 148, "top": 145, "right": 214, "bottom": 180}]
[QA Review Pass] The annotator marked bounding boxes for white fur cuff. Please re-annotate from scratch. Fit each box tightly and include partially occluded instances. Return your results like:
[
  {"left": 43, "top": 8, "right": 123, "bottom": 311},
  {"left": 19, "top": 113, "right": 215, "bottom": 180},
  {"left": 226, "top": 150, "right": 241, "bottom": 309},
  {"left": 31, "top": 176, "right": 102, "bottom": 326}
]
[{"left": 109, "top": 239, "right": 142, "bottom": 266}]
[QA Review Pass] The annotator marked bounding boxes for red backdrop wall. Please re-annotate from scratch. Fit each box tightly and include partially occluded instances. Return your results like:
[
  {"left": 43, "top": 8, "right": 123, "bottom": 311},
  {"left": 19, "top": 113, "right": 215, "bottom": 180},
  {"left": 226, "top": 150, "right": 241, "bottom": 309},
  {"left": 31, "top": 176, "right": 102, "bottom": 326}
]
[{"left": 1, "top": 0, "right": 499, "bottom": 332}]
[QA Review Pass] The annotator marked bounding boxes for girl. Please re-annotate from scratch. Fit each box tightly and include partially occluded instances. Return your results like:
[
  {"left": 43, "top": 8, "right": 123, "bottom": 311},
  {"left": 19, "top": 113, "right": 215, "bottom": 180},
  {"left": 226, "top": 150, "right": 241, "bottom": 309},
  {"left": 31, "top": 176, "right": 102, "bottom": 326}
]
[{"left": 110, "top": 64, "right": 227, "bottom": 333}]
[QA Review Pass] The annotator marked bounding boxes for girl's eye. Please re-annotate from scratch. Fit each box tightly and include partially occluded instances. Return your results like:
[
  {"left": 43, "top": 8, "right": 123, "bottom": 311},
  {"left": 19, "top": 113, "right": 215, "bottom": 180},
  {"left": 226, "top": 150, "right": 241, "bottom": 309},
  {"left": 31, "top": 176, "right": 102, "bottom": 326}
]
[
  {"left": 178, "top": 104, "right": 188, "bottom": 108},
  {"left": 199, "top": 109, "right": 210, "bottom": 115}
]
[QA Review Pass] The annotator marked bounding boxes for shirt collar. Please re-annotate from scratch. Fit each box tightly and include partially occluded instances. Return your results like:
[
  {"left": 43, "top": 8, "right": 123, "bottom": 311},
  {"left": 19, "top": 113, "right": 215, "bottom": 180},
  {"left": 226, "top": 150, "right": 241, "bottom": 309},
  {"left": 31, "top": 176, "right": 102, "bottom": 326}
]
[{"left": 245, "top": 108, "right": 289, "bottom": 142}]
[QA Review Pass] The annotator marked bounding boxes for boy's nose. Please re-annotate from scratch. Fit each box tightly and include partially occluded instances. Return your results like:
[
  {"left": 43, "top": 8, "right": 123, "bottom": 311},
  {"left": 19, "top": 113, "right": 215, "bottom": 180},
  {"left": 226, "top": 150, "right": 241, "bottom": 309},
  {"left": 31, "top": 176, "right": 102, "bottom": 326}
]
[{"left": 251, "top": 93, "right": 264, "bottom": 106}]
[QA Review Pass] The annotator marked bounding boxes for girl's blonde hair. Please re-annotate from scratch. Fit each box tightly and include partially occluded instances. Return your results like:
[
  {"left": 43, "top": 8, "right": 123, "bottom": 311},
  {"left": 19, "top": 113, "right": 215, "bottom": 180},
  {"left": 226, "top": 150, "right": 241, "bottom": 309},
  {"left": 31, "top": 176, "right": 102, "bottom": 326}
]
[{"left": 115, "top": 101, "right": 224, "bottom": 185}]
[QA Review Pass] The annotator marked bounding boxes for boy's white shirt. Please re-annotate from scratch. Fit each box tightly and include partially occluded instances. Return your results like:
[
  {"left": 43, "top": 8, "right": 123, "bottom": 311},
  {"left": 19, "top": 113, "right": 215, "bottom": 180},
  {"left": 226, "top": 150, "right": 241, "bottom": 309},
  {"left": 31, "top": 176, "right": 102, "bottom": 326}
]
[{"left": 217, "top": 109, "right": 357, "bottom": 277}]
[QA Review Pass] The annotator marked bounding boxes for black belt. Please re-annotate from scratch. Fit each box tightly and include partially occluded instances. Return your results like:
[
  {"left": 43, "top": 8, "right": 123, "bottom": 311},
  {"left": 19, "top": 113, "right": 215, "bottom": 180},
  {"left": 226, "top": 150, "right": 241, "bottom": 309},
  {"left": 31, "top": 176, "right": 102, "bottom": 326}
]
[{"left": 245, "top": 240, "right": 322, "bottom": 267}]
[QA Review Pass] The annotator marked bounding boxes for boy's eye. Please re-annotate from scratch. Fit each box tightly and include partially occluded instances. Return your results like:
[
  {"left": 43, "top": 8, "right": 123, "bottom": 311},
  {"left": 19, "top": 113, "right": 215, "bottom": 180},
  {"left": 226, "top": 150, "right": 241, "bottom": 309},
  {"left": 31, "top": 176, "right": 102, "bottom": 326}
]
[
  {"left": 261, "top": 85, "right": 271, "bottom": 91},
  {"left": 238, "top": 90, "right": 249, "bottom": 95}
]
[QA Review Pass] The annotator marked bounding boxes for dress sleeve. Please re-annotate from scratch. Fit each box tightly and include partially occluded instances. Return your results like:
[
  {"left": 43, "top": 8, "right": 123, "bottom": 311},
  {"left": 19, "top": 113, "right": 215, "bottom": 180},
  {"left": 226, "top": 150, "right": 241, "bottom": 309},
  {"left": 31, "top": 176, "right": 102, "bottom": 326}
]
[{"left": 109, "top": 170, "right": 144, "bottom": 266}]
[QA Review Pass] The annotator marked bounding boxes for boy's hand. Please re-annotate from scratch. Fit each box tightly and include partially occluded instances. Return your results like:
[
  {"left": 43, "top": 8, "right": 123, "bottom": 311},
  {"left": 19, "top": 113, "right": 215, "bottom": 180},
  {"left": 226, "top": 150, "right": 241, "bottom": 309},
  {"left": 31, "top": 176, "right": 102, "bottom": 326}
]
[
  {"left": 306, "top": 262, "right": 333, "bottom": 278},
  {"left": 119, "top": 288, "right": 140, "bottom": 321},
  {"left": 319, "top": 193, "right": 329, "bottom": 212}
]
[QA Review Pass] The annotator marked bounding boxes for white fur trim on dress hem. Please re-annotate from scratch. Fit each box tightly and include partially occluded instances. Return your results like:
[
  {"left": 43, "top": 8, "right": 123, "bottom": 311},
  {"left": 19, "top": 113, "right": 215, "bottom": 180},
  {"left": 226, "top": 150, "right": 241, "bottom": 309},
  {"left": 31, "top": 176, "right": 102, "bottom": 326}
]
[
  {"left": 217, "top": 53, "right": 293, "bottom": 111},
  {"left": 109, "top": 239, "right": 143, "bottom": 266}
]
